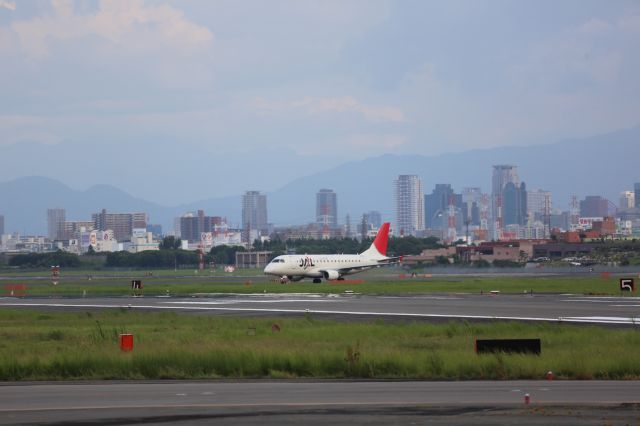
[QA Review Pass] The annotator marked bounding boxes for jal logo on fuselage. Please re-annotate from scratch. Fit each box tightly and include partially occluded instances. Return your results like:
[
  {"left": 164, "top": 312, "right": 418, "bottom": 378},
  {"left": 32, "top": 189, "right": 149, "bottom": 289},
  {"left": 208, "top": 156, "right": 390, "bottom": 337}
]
[{"left": 299, "top": 256, "right": 315, "bottom": 269}]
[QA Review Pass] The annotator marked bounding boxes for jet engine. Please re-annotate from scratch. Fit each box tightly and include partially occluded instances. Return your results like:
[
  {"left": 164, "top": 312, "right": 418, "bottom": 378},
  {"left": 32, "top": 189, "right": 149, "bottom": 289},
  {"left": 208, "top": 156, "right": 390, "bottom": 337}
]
[{"left": 322, "top": 270, "right": 340, "bottom": 280}]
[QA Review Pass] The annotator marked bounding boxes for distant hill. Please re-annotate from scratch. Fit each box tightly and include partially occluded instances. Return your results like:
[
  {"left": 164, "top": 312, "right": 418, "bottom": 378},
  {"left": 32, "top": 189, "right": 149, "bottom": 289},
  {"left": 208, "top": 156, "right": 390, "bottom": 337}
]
[
  {"left": 0, "top": 176, "right": 244, "bottom": 235},
  {"left": 1, "top": 126, "right": 639, "bottom": 234},
  {"left": 263, "top": 125, "right": 640, "bottom": 224},
  {"left": 0, "top": 177, "right": 166, "bottom": 235}
]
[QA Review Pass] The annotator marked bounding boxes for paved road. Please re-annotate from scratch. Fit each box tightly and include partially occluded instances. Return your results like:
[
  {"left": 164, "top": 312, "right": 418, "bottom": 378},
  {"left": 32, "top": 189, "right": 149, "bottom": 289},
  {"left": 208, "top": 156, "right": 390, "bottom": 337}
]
[
  {"left": 1, "top": 381, "right": 639, "bottom": 425},
  {"left": 1, "top": 293, "right": 639, "bottom": 325}
]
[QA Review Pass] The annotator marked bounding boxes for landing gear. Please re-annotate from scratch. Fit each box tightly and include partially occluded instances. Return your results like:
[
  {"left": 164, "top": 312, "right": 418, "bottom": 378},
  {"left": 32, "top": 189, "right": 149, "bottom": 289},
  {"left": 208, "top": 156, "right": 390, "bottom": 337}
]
[
  {"left": 313, "top": 278, "right": 322, "bottom": 283},
  {"left": 337, "top": 277, "right": 345, "bottom": 281}
]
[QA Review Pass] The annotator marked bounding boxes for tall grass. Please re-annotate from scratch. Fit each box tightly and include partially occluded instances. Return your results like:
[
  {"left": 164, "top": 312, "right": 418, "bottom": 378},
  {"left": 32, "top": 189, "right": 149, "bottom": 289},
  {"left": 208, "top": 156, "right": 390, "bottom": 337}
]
[{"left": 0, "top": 309, "right": 639, "bottom": 380}]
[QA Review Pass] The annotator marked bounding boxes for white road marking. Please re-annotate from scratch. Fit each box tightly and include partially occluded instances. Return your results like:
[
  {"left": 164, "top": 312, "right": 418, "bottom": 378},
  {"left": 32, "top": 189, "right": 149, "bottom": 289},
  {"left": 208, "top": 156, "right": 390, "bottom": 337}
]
[
  {"left": 559, "top": 316, "right": 640, "bottom": 324},
  {"left": 2, "top": 301, "right": 639, "bottom": 325},
  {"left": 561, "top": 298, "right": 639, "bottom": 304},
  {"left": 162, "top": 299, "right": 339, "bottom": 305},
  {"left": 379, "top": 296, "right": 461, "bottom": 300}
]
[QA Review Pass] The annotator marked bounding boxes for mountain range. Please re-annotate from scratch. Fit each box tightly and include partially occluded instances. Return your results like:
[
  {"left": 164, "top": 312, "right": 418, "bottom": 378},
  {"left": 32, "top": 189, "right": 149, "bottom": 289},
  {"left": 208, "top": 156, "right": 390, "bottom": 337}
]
[{"left": 1, "top": 125, "right": 639, "bottom": 235}]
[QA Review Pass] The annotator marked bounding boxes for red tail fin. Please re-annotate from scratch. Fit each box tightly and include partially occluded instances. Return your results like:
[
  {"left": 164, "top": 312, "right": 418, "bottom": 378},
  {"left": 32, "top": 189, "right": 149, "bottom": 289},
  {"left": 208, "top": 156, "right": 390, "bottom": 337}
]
[{"left": 373, "top": 222, "right": 390, "bottom": 256}]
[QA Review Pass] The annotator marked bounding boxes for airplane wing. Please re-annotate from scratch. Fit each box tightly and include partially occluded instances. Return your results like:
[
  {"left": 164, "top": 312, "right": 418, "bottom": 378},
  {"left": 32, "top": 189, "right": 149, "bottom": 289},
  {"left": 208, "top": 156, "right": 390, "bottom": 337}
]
[
  {"left": 335, "top": 257, "right": 403, "bottom": 274},
  {"left": 375, "top": 256, "right": 403, "bottom": 265}
]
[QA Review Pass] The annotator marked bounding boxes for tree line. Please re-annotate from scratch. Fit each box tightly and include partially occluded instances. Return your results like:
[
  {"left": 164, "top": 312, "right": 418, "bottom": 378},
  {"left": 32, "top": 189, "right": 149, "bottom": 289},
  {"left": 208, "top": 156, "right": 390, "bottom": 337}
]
[
  {"left": 4, "top": 235, "right": 445, "bottom": 270},
  {"left": 253, "top": 235, "right": 443, "bottom": 257}
]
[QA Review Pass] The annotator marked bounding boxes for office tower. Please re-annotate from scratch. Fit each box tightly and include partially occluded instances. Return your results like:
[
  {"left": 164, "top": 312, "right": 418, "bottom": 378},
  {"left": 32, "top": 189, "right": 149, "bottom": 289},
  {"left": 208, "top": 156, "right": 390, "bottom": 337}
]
[
  {"left": 634, "top": 183, "right": 640, "bottom": 208},
  {"left": 316, "top": 189, "right": 338, "bottom": 233},
  {"left": 394, "top": 175, "right": 424, "bottom": 236},
  {"left": 503, "top": 182, "right": 527, "bottom": 226},
  {"left": 580, "top": 196, "right": 614, "bottom": 217},
  {"left": 425, "top": 184, "right": 463, "bottom": 230},
  {"left": 47, "top": 208, "right": 66, "bottom": 240},
  {"left": 180, "top": 213, "right": 200, "bottom": 243},
  {"left": 461, "top": 187, "right": 482, "bottom": 226},
  {"left": 179, "top": 211, "right": 222, "bottom": 242},
  {"left": 0, "top": 214, "right": 4, "bottom": 235},
  {"left": 242, "top": 191, "right": 268, "bottom": 242},
  {"left": 491, "top": 165, "right": 520, "bottom": 238},
  {"left": 619, "top": 191, "right": 635, "bottom": 210},
  {"left": 527, "top": 190, "right": 552, "bottom": 220},
  {"left": 92, "top": 209, "right": 147, "bottom": 242}
]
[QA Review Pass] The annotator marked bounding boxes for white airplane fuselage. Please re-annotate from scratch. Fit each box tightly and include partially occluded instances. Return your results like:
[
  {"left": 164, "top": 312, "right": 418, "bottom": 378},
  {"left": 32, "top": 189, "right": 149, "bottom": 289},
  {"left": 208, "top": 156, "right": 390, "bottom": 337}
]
[
  {"left": 263, "top": 253, "right": 379, "bottom": 280},
  {"left": 263, "top": 222, "right": 398, "bottom": 282}
]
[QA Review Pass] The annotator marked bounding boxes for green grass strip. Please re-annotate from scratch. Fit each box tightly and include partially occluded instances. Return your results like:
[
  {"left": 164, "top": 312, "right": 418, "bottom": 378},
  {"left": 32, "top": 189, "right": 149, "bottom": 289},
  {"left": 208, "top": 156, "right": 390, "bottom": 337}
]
[
  {"left": 2, "top": 274, "right": 639, "bottom": 297},
  {"left": 1, "top": 309, "right": 639, "bottom": 380}
]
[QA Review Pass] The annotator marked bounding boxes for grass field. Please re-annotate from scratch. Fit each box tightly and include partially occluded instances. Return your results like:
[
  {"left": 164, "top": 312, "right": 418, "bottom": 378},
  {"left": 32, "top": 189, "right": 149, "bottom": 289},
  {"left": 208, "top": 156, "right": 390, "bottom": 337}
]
[
  {"left": 1, "top": 272, "right": 639, "bottom": 297},
  {"left": 1, "top": 309, "right": 639, "bottom": 381}
]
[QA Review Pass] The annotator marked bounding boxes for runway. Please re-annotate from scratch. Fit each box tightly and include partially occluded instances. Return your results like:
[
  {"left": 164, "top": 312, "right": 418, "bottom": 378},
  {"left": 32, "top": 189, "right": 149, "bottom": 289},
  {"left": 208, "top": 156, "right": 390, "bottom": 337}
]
[
  {"left": 1, "top": 292, "right": 639, "bottom": 325},
  {"left": 1, "top": 381, "right": 639, "bottom": 425}
]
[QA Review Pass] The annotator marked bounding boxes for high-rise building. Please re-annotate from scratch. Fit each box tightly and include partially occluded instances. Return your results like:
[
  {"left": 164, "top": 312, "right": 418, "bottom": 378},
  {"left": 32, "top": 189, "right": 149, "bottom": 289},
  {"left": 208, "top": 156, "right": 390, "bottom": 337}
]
[
  {"left": 527, "top": 189, "right": 552, "bottom": 220},
  {"left": 316, "top": 189, "right": 338, "bottom": 234},
  {"left": 394, "top": 175, "right": 424, "bottom": 236},
  {"left": 242, "top": 191, "right": 268, "bottom": 242},
  {"left": 619, "top": 191, "right": 635, "bottom": 210},
  {"left": 179, "top": 210, "right": 223, "bottom": 242},
  {"left": 503, "top": 182, "right": 527, "bottom": 226},
  {"left": 0, "top": 214, "right": 4, "bottom": 235},
  {"left": 462, "top": 187, "right": 482, "bottom": 226},
  {"left": 634, "top": 183, "right": 640, "bottom": 208},
  {"left": 47, "top": 208, "right": 66, "bottom": 240},
  {"left": 425, "top": 184, "right": 463, "bottom": 230},
  {"left": 580, "top": 196, "right": 615, "bottom": 217},
  {"left": 180, "top": 213, "right": 200, "bottom": 243},
  {"left": 491, "top": 165, "right": 520, "bottom": 239},
  {"left": 92, "top": 209, "right": 147, "bottom": 242}
]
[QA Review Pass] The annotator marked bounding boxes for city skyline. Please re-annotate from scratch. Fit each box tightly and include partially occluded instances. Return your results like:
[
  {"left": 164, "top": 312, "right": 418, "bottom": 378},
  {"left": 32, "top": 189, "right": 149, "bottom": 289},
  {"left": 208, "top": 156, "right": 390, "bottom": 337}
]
[
  {"left": 1, "top": 167, "right": 638, "bottom": 238},
  {"left": 2, "top": 171, "right": 639, "bottom": 256}
]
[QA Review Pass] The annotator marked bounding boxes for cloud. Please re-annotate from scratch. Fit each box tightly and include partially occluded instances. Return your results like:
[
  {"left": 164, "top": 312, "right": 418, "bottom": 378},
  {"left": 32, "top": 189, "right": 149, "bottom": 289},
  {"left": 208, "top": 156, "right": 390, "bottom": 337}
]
[
  {"left": 618, "top": 14, "right": 640, "bottom": 34},
  {"left": 0, "top": 0, "right": 15, "bottom": 11},
  {"left": 7, "top": 0, "right": 213, "bottom": 58},
  {"left": 251, "top": 96, "right": 407, "bottom": 123}
]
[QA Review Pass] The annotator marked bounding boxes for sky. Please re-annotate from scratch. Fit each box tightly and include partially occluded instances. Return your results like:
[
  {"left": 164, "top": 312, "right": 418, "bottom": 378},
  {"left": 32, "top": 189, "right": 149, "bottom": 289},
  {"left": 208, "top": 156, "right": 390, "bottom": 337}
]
[{"left": 1, "top": 0, "right": 639, "bottom": 204}]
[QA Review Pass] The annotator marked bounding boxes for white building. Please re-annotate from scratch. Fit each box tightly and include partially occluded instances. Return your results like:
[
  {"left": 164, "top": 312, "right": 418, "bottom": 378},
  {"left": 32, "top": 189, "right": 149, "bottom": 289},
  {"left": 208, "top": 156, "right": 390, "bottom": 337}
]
[
  {"left": 126, "top": 229, "right": 159, "bottom": 253},
  {"left": 394, "top": 175, "right": 424, "bottom": 236},
  {"left": 619, "top": 191, "right": 635, "bottom": 210}
]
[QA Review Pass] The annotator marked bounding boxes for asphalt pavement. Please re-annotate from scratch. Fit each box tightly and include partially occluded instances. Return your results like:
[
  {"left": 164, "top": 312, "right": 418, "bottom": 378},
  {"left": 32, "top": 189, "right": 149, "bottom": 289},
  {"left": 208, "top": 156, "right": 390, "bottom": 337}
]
[
  {"left": 1, "top": 292, "right": 639, "bottom": 325},
  {"left": 1, "top": 380, "right": 639, "bottom": 425}
]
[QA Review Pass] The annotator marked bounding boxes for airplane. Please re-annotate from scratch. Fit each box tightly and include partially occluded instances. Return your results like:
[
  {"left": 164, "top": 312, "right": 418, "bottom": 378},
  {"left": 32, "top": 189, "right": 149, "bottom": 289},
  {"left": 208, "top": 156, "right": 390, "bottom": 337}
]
[{"left": 263, "top": 222, "right": 401, "bottom": 283}]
